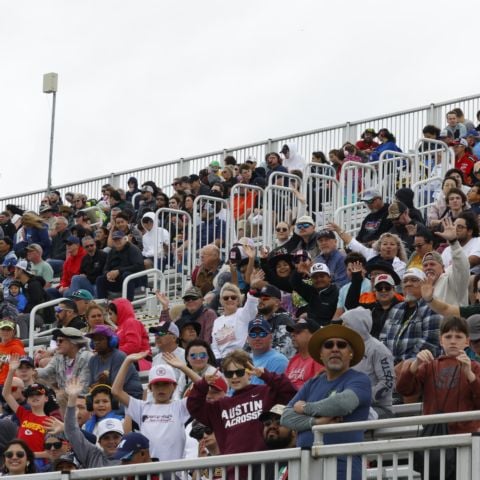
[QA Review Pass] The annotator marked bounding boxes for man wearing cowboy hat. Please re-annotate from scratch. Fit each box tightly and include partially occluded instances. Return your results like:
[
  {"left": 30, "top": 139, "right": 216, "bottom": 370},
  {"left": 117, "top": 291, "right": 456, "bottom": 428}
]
[{"left": 281, "top": 324, "right": 371, "bottom": 480}]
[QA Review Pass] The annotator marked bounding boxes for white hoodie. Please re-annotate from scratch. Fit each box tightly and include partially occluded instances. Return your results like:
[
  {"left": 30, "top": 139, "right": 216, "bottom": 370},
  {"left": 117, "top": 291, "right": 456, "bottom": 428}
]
[{"left": 141, "top": 212, "right": 170, "bottom": 257}]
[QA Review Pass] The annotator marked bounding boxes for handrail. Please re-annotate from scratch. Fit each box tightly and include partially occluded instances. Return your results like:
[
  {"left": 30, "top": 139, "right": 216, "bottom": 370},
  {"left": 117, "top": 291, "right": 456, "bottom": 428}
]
[
  {"left": 28, "top": 297, "right": 69, "bottom": 356},
  {"left": 312, "top": 410, "right": 480, "bottom": 445},
  {"left": 121, "top": 268, "right": 164, "bottom": 299}
]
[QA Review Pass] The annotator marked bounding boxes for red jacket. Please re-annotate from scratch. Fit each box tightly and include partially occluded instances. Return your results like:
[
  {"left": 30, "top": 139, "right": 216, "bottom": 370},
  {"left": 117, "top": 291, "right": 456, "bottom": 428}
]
[
  {"left": 59, "top": 247, "right": 87, "bottom": 288},
  {"left": 455, "top": 152, "right": 478, "bottom": 185},
  {"left": 396, "top": 355, "right": 480, "bottom": 434},
  {"left": 112, "top": 298, "right": 151, "bottom": 362}
]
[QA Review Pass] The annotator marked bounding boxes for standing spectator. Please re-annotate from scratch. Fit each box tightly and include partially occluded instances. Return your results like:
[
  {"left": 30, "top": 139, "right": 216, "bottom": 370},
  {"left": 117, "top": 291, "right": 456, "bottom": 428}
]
[
  {"left": 355, "top": 189, "right": 392, "bottom": 245},
  {"left": 0, "top": 319, "right": 25, "bottom": 387},
  {"left": 125, "top": 176, "right": 140, "bottom": 203},
  {"left": 440, "top": 110, "right": 467, "bottom": 140},
  {"left": 369, "top": 128, "right": 402, "bottom": 162},
  {"left": 453, "top": 138, "right": 478, "bottom": 185},
  {"left": 293, "top": 216, "right": 320, "bottom": 259},
  {"left": 0, "top": 211, "right": 17, "bottom": 240},
  {"left": 281, "top": 324, "right": 371, "bottom": 480},
  {"left": 265, "top": 152, "right": 288, "bottom": 183},
  {"left": 280, "top": 143, "right": 306, "bottom": 172},
  {"left": 355, "top": 128, "right": 379, "bottom": 154},
  {"left": 140, "top": 212, "right": 170, "bottom": 269},
  {"left": 285, "top": 318, "right": 323, "bottom": 390},
  {"left": 96, "top": 231, "right": 145, "bottom": 301},
  {"left": 136, "top": 186, "right": 157, "bottom": 221},
  {"left": 108, "top": 299, "right": 151, "bottom": 371},
  {"left": 15, "top": 212, "right": 51, "bottom": 259},
  {"left": 314, "top": 229, "right": 348, "bottom": 287},
  {"left": 341, "top": 307, "right": 394, "bottom": 418},
  {"left": 247, "top": 317, "right": 289, "bottom": 385}
]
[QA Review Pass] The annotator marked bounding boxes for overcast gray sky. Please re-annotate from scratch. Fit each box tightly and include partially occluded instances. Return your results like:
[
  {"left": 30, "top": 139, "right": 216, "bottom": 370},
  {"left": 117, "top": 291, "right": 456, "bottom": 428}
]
[{"left": 1, "top": 0, "right": 479, "bottom": 197}]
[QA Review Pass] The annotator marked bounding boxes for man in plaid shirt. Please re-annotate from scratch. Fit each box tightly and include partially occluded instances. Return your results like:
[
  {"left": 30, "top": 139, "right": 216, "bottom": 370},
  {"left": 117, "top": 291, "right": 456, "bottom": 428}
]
[{"left": 380, "top": 268, "right": 442, "bottom": 364}]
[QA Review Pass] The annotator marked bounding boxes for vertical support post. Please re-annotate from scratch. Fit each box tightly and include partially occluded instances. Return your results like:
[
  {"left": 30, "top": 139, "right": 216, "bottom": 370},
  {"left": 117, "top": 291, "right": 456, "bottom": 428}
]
[{"left": 46, "top": 91, "right": 56, "bottom": 195}]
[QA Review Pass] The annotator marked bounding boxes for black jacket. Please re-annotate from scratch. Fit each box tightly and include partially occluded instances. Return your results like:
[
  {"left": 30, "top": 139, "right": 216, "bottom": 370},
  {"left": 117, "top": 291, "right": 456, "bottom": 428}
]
[
  {"left": 103, "top": 243, "right": 144, "bottom": 275},
  {"left": 356, "top": 203, "right": 392, "bottom": 244},
  {"left": 80, "top": 250, "right": 108, "bottom": 283}
]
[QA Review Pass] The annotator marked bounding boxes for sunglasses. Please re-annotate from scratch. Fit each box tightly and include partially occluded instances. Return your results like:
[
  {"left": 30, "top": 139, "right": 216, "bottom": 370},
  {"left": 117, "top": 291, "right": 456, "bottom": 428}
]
[
  {"left": 249, "top": 331, "right": 268, "bottom": 338},
  {"left": 4, "top": 451, "right": 25, "bottom": 459},
  {"left": 375, "top": 285, "right": 393, "bottom": 292},
  {"left": 296, "top": 223, "right": 312, "bottom": 229},
  {"left": 154, "top": 331, "right": 169, "bottom": 337},
  {"left": 189, "top": 352, "right": 208, "bottom": 360},
  {"left": 322, "top": 340, "right": 349, "bottom": 350},
  {"left": 363, "top": 199, "right": 375, "bottom": 205},
  {"left": 183, "top": 296, "right": 199, "bottom": 302},
  {"left": 276, "top": 227, "right": 288, "bottom": 232},
  {"left": 224, "top": 368, "right": 246, "bottom": 379},
  {"left": 45, "top": 441, "right": 63, "bottom": 450},
  {"left": 222, "top": 295, "right": 238, "bottom": 301}
]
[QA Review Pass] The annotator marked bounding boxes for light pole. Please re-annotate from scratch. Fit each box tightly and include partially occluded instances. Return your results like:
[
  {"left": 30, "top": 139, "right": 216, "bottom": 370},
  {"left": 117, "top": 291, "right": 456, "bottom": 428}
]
[{"left": 43, "top": 72, "right": 58, "bottom": 195}]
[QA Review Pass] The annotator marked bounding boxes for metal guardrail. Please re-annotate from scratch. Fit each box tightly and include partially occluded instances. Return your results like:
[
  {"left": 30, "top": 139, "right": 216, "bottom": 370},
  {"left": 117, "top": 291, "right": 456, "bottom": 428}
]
[{"left": 1, "top": 93, "right": 478, "bottom": 211}]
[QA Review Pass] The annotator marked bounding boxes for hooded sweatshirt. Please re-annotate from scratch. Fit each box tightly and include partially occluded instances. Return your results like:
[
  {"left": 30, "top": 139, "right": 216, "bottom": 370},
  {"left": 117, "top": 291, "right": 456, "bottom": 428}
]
[
  {"left": 140, "top": 212, "right": 170, "bottom": 258},
  {"left": 282, "top": 143, "right": 306, "bottom": 172},
  {"left": 112, "top": 298, "right": 151, "bottom": 366},
  {"left": 341, "top": 307, "right": 394, "bottom": 410}
]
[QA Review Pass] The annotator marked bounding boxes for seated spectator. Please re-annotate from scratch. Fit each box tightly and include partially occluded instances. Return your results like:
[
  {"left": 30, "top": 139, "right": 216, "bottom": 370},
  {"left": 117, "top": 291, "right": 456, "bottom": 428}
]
[
  {"left": 68, "top": 288, "right": 94, "bottom": 323},
  {"left": 247, "top": 317, "right": 289, "bottom": 385},
  {"left": 112, "top": 353, "right": 190, "bottom": 462},
  {"left": 41, "top": 433, "right": 73, "bottom": 473},
  {"left": 428, "top": 176, "right": 458, "bottom": 228},
  {"left": 329, "top": 149, "right": 345, "bottom": 180},
  {"left": 195, "top": 201, "right": 226, "bottom": 249},
  {"left": 189, "top": 244, "right": 225, "bottom": 296},
  {"left": 36, "top": 327, "right": 93, "bottom": 393},
  {"left": 406, "top": 228, "right": 434, "bottom": 270},
  {"left": 15, "top": 211, "right": 51, "bottom": 260},
  {"left": 285, "top": 318, "right": 323, "bottom": 390},
  {"left": 96, "top": 231, "right": 145, "bottom": 301},
  {"left": 452, "top": 107, "right": 476, "bottom": 131},
  {"left": 381, "top": 268, "right": 442, "bottom": 367},
  {"left": 340, "top": 307, "right": 394, "bottom": 418},
  {"left": 94, "top": 226, "right": 109, "bottom": 250},
  {"left": 397, "top": 316, "right": 480, "bottom": 434},
  {"left": 54, "top": 299, "right": 86, "bottom": 330},
  {"left": 280, "top": 143, "right": 306, "bottom": 172},
  {"left": 2, "top": 258, "right": 18, "bottom": 298},
  {"left": 26, "top": 243, "right": 54, "bottom": 287},
  {"left": 174, "top": 288, "right": 217, "bottom": 344},
  {"left": 140, "top": 212, "right": 170, "bottom": 269},
  {"left": 440, "top": 110, "right": 467, "bottom": 141},
  {"left": 107, "top": 299, "right": 151, "bottom": 371},
  {"left": 265, "top": 152, "right": 288, "bottom": 183},
  {"left": 445, "top": 167, "right": 471, "bottom": 195},
  {"left": 0, "top": 319, "right": 25, "bottom": 387},
  {"left": 1, "top": 439, "right": 37, "bottom": 476},
  {"left": 0, "top": 211, "right": 17, "bottom": 240},
  {"left": 314, "top": 229, "right": 348, "bottom": 288},
  {"left": 136, "top": 185, "right": 157, "bottom": 221},
  {"left": 176, "top": 319, "right": 200, "bottom": 349},
  {"left": 150, "top": 320, "right": 186, "bottom": 398},
  {"left": 0, "top": 237, "right": 16, "bottom": 266},
  {"left": 331, "top": 224, "right": 407, "bottom": 279},
  {"left": 72, "top": 210, "right": 94, "bottom": 236},
  {"left": 290, "top": 261, "right": 338, "bottom": 326},
  {"left": 272, "top": 221, "right": 293, "bottom": 249},
  {"left": 293, "top": 215, "right": 320, "bottom": 259},
  {"left": 388, "top": 201, "right": 425, "bottom": 255},
  {"left": 453, "top": 138, "right": 478, "bottom": 185},
  {"left": 189, "top": 173, "right": 211, "bottom": 196},
  {"left": 47, "top": 236, "right": 86, "bottom": 299},
  {"left": 369, "top": 128, "right": 402, "bottom": 162},
  {"left": 355, "top": 128, "right": 379, "bottom": 154},
  {"left": 85, "top": 303, "right": 108, "bottom": 333},
  {"left": 355, "top": 189, "right": 392, "bottom": 245},
  {"left": 86, "top": 325, "right": 143, "bottom": 398},
  {"left": 422, "top": 218, "right": 470, "bottom": 305},
  {"left": 182, "top": 339, "right": 219, "bottom": 396},
  {"left": 211, "top": 283, "right": 258, "bottom": 361},
  {"left": 108, "top": 212, "right": 143, "bottom": 251},
  {"left": 467, "top": 181, "right": 480, "bottom": 218}
]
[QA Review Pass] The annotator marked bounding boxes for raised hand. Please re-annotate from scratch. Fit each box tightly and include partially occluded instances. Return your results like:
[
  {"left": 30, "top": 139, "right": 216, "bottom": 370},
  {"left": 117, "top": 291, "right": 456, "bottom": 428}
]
[
  {"left": 44, "top": 416, "right": 65, "bottom": 435},
  {"left": 155, "top": 291, "right": 170, "bottom": 310},
  {"left": 434, "top": 217, "right": 457, "bottom": 242},
  {"left": 204, "top": 368, "right": 221, "bottom": 385},
  {"left": 243, "top": 244, "right": 256, "bottom": 259},
  {"left": 420, "top": 278, "right": 434, "bottom": 301},
  {"left": 246, "top": 362, "right": 264, "bottom": 378},
  {"left": 163, "top": 351, "right": 185, "bottom": 370},
  {"left": 416, "top": 349, "right": 434, "bottom": 366},
  {"left": 350, "top": 260, "right": 364, "bottom": 274},
  {"left": 9, "top": 353, "right": 21, "bottom": 371},
  {"left": 249, "top": 268, "right": 265, "bottom": 289},
  {"left": 65, "top": 377, "right": 85, "bottom": 398},
  {"left": 326, "top": 222, "right": 341, "bottom": 234},
  {"left": 126, "top": 351, "right": 149, "bottom": 363}
]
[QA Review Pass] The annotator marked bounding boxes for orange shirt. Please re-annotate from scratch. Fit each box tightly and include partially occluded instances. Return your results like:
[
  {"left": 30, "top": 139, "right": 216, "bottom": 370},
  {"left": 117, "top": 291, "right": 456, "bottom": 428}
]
[
  {"left": 0, "top": 338, "right": 26, "bottom": 384},
  {"left": 359, "top": 291, "right": 404, "bottom": 304}
]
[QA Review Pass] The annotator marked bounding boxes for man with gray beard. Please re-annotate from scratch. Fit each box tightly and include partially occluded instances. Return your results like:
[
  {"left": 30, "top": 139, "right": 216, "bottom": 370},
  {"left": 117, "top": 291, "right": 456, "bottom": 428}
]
[{"left": 380, "top": 268, "right": 442, "bottom": 366}]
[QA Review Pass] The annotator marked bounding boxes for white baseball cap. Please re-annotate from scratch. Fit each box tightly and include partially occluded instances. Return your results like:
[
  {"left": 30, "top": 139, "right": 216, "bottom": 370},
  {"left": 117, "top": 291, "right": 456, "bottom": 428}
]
[
  {"left": 97, "top": 418, "right": 124, "bottom": 440},
  {"left": 374, "top": 274, "right": 395, "bottom": 287},
  {"left": 310, "top": 263, "right": 331, "bottom": 276},
  {"left": 403, "top": 268, "right": 426, "bottom": 282},
  {"left": 148, "top": 364, "right": 177, "bottom": 386}
]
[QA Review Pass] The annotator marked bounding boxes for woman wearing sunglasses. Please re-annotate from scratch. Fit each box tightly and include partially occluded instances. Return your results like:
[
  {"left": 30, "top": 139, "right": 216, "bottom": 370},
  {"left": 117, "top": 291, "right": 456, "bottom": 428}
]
[
  {"left": 187, "top": 348, "right": 296, "bottom": 476},
  {"left": 182, "top": 339, "right": 218, "bottom": 396},
  {"left": 2, "top": 439, "right": 36, "bottom": 476}
]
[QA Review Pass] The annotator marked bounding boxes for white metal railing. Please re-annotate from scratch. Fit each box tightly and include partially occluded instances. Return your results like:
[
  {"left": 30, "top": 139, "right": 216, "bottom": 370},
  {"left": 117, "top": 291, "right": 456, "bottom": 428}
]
[
  {"left": 2, "top": 93, "right": 478, "bottom": 212},
  {"left": 378, "top": 151, "right": 415, "bottom": 203},
  {"left": 121, "top": 268, "right": 164, "bottom": 305}
]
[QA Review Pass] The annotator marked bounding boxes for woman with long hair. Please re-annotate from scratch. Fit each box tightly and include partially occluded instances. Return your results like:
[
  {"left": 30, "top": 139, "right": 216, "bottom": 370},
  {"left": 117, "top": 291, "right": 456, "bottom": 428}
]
[
  {"left": 369, "top": 128, "right": 402, "bottom": 162},
  {"left": 15, "top": 212, "right": 51, "bottom": 259},
  {"left": 1, "top": 439, "right": 37, "bottom": 476}
]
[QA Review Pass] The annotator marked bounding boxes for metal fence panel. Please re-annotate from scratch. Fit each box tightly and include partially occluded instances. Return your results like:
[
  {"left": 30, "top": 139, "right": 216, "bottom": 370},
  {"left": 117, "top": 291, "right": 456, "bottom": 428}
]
[
  {"left": 304, "top": 173, "right": 340, "bottom": 227},
  {"left": 378, "top": 151, "right": 415, "bottom": 203}
]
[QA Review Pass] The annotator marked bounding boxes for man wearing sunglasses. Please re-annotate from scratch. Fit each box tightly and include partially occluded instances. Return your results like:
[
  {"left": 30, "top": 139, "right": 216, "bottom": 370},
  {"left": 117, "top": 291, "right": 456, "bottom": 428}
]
[
  {"left": 247, "top": 317, "right": 288, "bottom": 385},
  {"left": 356, "top": 189, "right": 392, "bottom": 246},
  {"left": 293, "top": 216, "right": 320, "bottom": 259},
  {"left": 281, "top": 324, "right": 371, "bottom": 480}
]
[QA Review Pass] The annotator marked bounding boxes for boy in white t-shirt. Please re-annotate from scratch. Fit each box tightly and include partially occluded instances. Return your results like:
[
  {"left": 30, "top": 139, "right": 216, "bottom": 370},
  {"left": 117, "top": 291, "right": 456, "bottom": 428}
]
[{"left": 112, "top": 352, "right": 190, "bottom": 462}]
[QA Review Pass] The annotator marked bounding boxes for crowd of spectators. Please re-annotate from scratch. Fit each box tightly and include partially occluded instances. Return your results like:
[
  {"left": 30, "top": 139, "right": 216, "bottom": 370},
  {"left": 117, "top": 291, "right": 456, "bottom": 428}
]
[{"left": 0, "top": 108, "right": 480, "bottom": 478}]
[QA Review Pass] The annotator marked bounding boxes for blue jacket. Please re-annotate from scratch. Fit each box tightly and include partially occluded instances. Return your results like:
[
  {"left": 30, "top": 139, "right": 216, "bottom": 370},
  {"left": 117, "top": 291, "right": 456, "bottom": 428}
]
[{"left": 369, "top": 141, "right": 402, "bottom": 162}]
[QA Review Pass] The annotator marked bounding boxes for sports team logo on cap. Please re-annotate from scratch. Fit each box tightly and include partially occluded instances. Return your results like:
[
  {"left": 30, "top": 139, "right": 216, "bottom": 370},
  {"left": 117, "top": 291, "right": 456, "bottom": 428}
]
[
  {"left": 156, "top": 366, "right": 166, "bottom": 376},
  {"left": 310, "top": 263, "right": 331, "bottom": 276}
]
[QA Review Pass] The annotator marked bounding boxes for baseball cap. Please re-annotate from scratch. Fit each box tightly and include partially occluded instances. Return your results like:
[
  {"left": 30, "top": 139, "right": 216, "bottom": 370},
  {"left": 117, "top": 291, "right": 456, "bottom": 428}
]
[
  {"left": 97, "top": 418, "right": 124, "bottom": 440},
  {"left": 111, "top": 230, "right": 125, "bottom": 240},
  {"left": 149, "top": 320, "right": 179, "bottom": 337},
  {"left": 113, "top": 432, "right": 150, "bottom": 461},
  {"left": 317, "top": 229, "right": 336, "bottom": 239},
  {"left": 182, "top": 287, "right": 203, "bottom": 300},
  {"left": 23, "top": 383, "right": 48, "bottom": 398},
  {"left": 147, "top": 364, "right": 177, "bottom": 386},
  {"left": 296, "top": 215, "right": 315, "bottom": 226},
  {"left": 387, "top": 201, "right": 408, "bottom": 220},
  {"left": 403, "top": 268, "right": 426, "bottom": 281},
  {"left": 39, "top": 205, "right": 54, "bottom": 214},
  {"left": 286, "top": 318, "right": 318, "bottom": 334},
  {"left": 53, "top": 453, "right": 78, "bottom": 471},
  {"left": 209, "top": 160, "right": 221, "bottom": 168},
  {"left": 374, "top": 273, "right": 396, "bottom": 287},
  {"left": 64, "top": 235, "right": 80, "bottom": 245},
  {"left": 248, "top": 317, "right": 272, "bottom": 334},
  {"left": 310, "top": 263, "right": 331, "bottom": 276},
  {"left": 0, "top": 319, "right": 15, "bottom": 330},
  {"left": 141, "top": 185, "right": 154, "bottom": 193},
  {"left": 52, "top": 327, "right": 87, "bottom": 342},
  {"left": 422, "top": 251, "right": 444, "bottom": 266},
  {"left": 69, "top": 289, "right": 94, "bottom": 301},
  {"left": 360, "top": 189, "right": 382, "bottom": 202},
  {"left": 2, "top": 257, "right": 18, "bottom": 268},
  {"left": 209, "top": 376, "right": 228, "bottom": 393},
  {"left": 258, "top": 284, "right": 282, "bottom": 299},
  {"left": 15, "top": 259, "right": 34, "bottom": 275},
  {"left": 19, "top": 356, "right": 35, "bottom": 368},
  {"left": 466, "top": 315, "right": 480, "bottom": 341},
  {"left": 453, "top": 138, "right": 469, "bottom": 147},
  {"left": 259, "top": 404, "right": 286, "bottom": 422},
  {"left": 85, "top": 325, "right": 116, "bottom": 339}
]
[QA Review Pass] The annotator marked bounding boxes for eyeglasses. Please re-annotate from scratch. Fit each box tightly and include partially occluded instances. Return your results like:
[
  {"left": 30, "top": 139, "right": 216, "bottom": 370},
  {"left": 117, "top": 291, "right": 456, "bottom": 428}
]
[
  {"left": 375, "top": 285, "right": 393, "bottom": 292},
  {"left": 54, "top": 307, "right": 71, "bottom": 313},
  {"left": 183, "top": 296, "right": 199, "bottom": 302},
  {"left": 322, "top": 340, "right": 349, "bottom": 350},
  {"left": 189, "top": 352, "right": 208, "bottom": 360},
  {"left": 4, "top": 451, "right": 26, "bottom": 459},
  {"left": 296, "top": 223, "right": 312, "bottom": 229},
  {"left": 45, "top": 441, "right": 63, "bottom": 450},
  {"left": 224, "top": 368, "right": 246, "bottom": 379},
  {"left": 154, "top": 331, "right": 169, "bottom": 337},
  {"left": 414, "top": 243, "right": 426, "bottom": 249},
  {"left": 262, "top": 418, "right": 281, "bottom": 428},
  {"left": 84, "top": 244, "right": 95, "bottom": 249},
  {"left": 222, "top": 295, "right": 238, "bottom": 301},
  {"left": 363, "top": 199, "right": 375, "bottom": 205},
  {"left": 249, "top": 331, "right": 268, "bottom": 338},
  {"left": 276, "top": 227, "right": 288, "bottom": 232}
]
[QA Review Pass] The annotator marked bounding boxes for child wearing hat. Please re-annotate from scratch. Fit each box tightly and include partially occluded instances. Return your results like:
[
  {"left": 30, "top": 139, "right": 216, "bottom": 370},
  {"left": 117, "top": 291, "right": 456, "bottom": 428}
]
[{"left": 0, "top": 319, "right": 25, "bottom": 386}]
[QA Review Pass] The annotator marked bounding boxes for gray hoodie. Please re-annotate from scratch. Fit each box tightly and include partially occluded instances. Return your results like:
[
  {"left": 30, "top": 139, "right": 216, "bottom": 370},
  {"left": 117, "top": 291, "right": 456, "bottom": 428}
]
[{"left": 341, "top": 307, "right": 395, "bottom": 410}]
